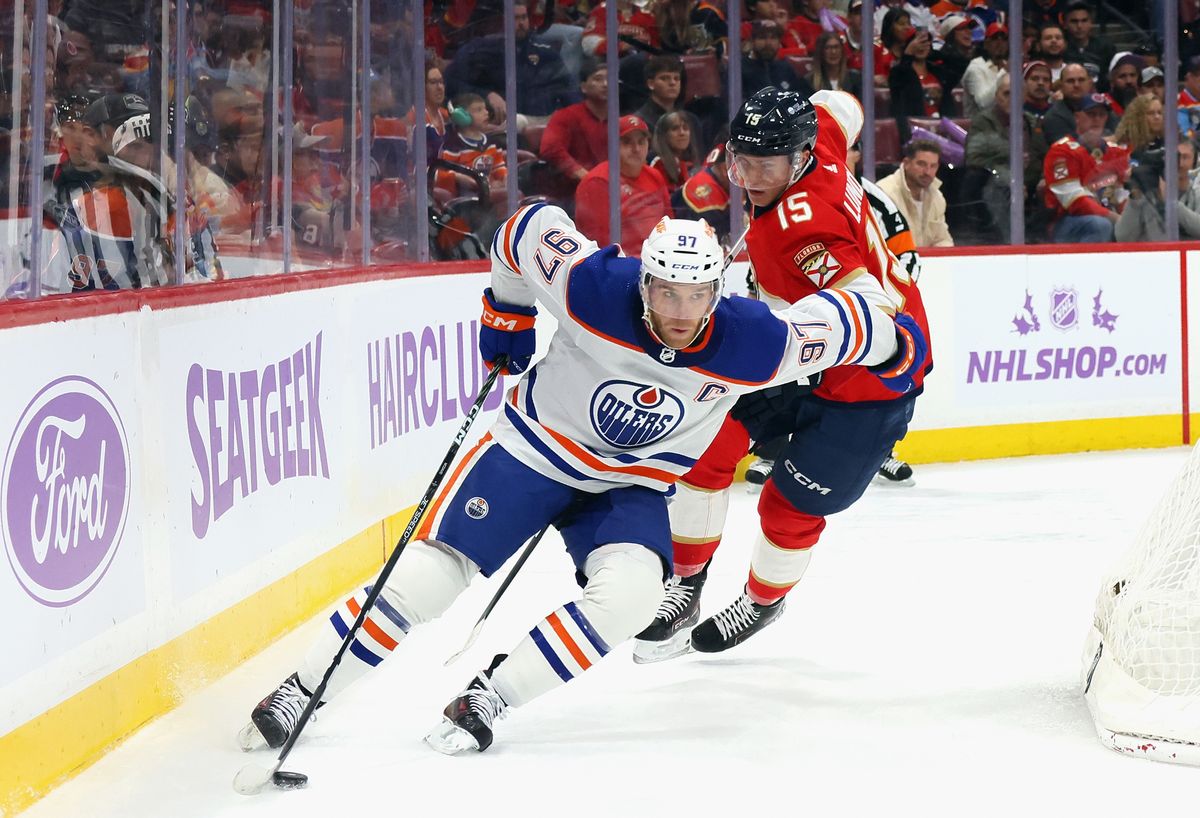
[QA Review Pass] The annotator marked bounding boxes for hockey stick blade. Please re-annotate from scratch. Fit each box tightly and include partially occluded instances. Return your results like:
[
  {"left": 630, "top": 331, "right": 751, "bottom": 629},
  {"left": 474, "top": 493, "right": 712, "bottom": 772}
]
[{"left": 443, "top": 524, "right": 549, "bottom": 666}]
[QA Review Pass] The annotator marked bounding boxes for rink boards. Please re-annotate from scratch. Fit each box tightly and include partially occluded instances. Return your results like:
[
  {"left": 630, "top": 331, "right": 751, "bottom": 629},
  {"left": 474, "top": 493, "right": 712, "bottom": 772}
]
[{"left": 0, "top": 244, "right": 1196, "bottom": 816}]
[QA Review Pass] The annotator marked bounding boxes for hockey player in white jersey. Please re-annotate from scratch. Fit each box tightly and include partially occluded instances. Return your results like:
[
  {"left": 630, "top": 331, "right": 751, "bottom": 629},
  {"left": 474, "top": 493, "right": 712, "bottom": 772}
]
[{"left": 238, "top": 205, "right": 926, "bottom": 756}]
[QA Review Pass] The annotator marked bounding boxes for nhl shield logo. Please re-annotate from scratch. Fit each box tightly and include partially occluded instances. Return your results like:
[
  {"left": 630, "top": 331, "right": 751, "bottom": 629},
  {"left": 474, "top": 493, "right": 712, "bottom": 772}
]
[
  {"left": 1050, "top": 287, "right": 1078, "bottom": 331},
  {"left": 590, "top": 380, "right": 685, "bottom": 449}
]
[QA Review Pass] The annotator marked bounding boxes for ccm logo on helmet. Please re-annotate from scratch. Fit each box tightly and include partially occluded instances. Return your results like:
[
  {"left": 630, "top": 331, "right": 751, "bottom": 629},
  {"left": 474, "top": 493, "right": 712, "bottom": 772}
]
[{"left": 671, "top": 263, "right": 700, "bottom": 270}]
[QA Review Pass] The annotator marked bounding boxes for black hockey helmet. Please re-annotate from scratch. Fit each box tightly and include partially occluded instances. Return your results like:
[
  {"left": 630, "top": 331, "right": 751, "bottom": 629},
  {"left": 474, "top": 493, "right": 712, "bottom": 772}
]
[
  {"left": 728, "top": 86, "right": 818, "bottom": 157},
  {"left": 168, "top": 95, "right": 216, "bottom": 154}
]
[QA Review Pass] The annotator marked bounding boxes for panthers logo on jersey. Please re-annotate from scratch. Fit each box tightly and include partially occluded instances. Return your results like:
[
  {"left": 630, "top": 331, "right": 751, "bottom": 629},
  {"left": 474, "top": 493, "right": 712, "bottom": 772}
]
[{"left": 589, "top": 380, "right": 685, "bottom": 449}]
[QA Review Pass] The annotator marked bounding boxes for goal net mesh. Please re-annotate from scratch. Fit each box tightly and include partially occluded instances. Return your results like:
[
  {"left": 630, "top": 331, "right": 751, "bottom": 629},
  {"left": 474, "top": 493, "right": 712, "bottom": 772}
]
[{"left": 1095, "top": 442, "right": 1200, "bottom": 698}]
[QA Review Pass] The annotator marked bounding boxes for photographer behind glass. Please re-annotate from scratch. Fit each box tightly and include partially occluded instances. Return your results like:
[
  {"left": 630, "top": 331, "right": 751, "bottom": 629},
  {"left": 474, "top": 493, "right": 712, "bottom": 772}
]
[{"left": 1114, "top": 141, "right": 1200, "bottom": 242}]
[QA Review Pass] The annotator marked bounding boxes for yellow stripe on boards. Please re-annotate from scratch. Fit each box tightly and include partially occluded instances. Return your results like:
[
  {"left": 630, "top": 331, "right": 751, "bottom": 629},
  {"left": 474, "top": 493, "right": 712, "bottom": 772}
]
[
  {"left": 894, "top": 415, "right": 1183, "bottom": 464},
  {"left": 732, "top": 415, "right": 1184, "bottom": 482},
  {"left": 0, "top": 506, "right": 417, "bottom": 818}
]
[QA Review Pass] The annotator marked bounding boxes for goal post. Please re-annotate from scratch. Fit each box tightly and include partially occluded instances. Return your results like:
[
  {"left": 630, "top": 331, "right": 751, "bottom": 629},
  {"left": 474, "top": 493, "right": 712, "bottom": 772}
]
[{"left": 1082, "top": 442, "right": 1200, "bottom": 765}]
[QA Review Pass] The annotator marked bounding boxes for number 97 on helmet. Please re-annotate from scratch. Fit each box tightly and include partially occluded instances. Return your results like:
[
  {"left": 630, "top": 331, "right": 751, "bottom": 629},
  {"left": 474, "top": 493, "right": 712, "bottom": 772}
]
[{"left": 638, "top": 217, "right": 725, "bottom": 349}]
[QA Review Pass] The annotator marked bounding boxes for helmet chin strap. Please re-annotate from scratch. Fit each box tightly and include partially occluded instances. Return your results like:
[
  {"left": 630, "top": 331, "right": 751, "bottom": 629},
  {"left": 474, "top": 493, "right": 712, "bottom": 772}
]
[{"left": 790, "top": 149, "right": 815, "bottom": 186}]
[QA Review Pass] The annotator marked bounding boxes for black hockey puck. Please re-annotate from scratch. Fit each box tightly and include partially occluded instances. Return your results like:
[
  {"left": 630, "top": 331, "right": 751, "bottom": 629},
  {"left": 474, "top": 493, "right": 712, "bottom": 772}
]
[{"left": 273, "top": 770, "right": 309, "bottom": 790}]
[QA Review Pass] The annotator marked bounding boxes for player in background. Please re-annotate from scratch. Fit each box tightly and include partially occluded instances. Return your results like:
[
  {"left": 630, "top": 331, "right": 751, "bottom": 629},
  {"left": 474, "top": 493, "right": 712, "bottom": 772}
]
[
  {"left": 633, "top": 87, "right": 932, "bottom": 663},
  {"left": 743, "top": 138, "right": 922, "bottom": 490},
  {"left": 238, "top": 205, "right": 923, "bottom": 756}
]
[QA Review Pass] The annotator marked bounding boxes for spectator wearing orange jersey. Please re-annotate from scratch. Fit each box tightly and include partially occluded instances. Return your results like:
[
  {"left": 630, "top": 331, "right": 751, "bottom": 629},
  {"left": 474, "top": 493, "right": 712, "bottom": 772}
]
[{"left": 436, "top": 94, "right": 509, "bottom": 197}]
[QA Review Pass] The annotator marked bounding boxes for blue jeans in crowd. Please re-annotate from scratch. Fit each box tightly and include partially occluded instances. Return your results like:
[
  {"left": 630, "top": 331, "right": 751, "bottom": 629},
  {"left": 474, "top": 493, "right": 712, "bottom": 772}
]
[{"left": 1054, "top": 214, "right": 1114, "bottom": 244}]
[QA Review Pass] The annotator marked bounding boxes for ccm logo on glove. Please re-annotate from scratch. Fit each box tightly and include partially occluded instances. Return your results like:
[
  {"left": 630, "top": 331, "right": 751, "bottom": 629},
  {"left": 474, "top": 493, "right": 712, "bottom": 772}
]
[{"left": 479, "top": 288, "right": 537, "bottom": 375}]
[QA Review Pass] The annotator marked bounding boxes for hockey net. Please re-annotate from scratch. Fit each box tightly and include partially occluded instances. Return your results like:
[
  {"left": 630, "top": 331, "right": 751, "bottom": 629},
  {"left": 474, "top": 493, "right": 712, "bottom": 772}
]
[{"left": 1083, "top": 441, "right": 1200, "bottom": 765}]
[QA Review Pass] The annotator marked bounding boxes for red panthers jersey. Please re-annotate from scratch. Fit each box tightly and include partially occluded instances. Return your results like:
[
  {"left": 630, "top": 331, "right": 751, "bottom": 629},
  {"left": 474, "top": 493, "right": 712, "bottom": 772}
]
[
  {"left": 1042, "top": 136, "right": 1130, "bottom": 220},
  {"left": 746, "top": 90, "right": 931, "bottom": 403}
]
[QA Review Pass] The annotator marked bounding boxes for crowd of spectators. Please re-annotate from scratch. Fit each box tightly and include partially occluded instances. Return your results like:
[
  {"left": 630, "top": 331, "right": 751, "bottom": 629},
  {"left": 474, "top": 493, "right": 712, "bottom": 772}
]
[
  {"left": 419, "top": 0, "right": 1200, "bottom": 251},
  {"left": 6, "top": 0, "right": 1200, "bottom": 299}
]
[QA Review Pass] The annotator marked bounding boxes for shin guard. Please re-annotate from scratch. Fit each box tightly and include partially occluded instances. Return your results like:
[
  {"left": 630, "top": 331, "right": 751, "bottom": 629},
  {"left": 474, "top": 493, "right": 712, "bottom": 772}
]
[
  {"left": 491, "top": 543, "right": 664, "bottom": 707},
  {"left": 299, "top": 539, "right": 476, "bottom": 700}
]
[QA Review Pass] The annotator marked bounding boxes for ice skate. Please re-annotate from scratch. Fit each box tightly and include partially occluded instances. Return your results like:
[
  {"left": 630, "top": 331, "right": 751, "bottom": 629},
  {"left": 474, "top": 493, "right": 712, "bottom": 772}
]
[
  {"left": 238, "top": 672, "right": 316, "bottom": 751},
  {"left": 632, "top": 563, "right": 709, "bottom": 664},
  {"left": 744, "top": 458, "right": 773, "bottom": 493},
  {"left": 690, "top": 589, "right": 785, "bottom": 653},
  {"left": 425, "top": 656, "right": 509, "bottom": 754},
  {"left": 875, "top": 452, "right": 914, "bottom": 486}
]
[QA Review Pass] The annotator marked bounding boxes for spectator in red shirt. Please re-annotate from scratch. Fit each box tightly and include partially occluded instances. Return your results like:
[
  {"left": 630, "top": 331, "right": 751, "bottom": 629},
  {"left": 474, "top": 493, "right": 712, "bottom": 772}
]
[
  {"left": 575, "top": 115, "right": 671, "bottom": 254},
  {"left": 787, "top": 0, "right": 826, "bottom": 55},
  {"left": 540, "top": 60, "right": 609, "bottom": 189},
  {"left": 1043, "top": 93, "right": 1130, "bottom": 243},
  {"left": 879, "top": 7, "right": 914, "bottom": 79},
  {"left": 582, "top": 0, "right": 661, "bottom": 56}
]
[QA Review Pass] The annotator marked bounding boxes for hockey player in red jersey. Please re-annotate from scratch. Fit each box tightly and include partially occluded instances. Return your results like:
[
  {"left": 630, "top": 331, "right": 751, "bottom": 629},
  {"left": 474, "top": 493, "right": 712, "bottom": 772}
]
[{"left": 634, "top": 86, "right": 932, "bottom": 662}]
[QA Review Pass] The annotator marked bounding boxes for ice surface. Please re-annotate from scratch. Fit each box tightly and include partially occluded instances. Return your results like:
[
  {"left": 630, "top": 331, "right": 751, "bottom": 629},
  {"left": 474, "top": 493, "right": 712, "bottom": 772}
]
[{"left": 21, "top": 448, "right": 1200, "bottom": 818}]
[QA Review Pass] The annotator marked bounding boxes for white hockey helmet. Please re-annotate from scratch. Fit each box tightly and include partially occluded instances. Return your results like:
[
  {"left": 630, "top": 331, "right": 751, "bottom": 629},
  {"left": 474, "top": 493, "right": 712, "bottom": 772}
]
[
  {"left": 639, "top": 216, "right": 725, "bottom": 321},
  {"left": 640, "top": 216, "right": 724, "bottom": 286}
]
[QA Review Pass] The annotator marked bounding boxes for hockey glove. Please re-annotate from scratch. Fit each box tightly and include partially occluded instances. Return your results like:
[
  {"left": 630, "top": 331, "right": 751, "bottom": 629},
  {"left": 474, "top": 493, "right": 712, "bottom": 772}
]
[
  {"left": 479, "top": 288, "right": 537, "bottom": 375},
  {"left": 730, "top": 378, "right": 813, "bottom": 442},
  {"left": 869, "top": 313, "right": 927, "bottom": 394}
]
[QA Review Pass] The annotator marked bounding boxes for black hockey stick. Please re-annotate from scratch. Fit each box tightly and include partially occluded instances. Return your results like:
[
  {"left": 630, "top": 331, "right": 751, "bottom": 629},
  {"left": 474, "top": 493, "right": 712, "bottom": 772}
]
[
  {"left": 233, "top": 356, "right": 510, "bottom": 796},
  {"left": 444, "top": 523, "right": 550, "bottom": 666}
]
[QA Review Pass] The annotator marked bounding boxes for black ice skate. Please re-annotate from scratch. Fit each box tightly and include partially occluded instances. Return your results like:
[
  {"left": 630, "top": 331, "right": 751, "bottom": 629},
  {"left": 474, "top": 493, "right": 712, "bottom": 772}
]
[
  {"left": 425, "top": 655, "right": 509, "bottom": 754},
  {"left": 876, "top": 452, "right": 914, "bottom": 485},
  {"left": 237, "top": 672, "right": 318, "bottom": 751},
  {"left": 745, "top": 458, "right": 773, "bottom": 490},
  {"left": 690, "top": 590, "right": 786, "bottom": 653},
  {"left": 632, "top": 564, "right": 709, "bottom": 664}
]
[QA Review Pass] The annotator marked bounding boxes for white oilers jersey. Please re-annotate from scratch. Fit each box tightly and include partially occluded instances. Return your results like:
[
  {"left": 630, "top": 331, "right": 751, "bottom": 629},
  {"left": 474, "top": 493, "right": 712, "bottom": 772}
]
[{"left": 485, "top": 204, "right": 900, "bottom": 493}]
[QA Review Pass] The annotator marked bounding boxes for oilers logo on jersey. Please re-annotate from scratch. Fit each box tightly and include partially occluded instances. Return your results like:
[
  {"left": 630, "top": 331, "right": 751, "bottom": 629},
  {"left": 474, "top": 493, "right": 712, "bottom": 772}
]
[
  {"left": 465, "top": 496, "right": 490, "bottom": 519},
  {"left": 590, "top": 382, "right": 685, "bottom": 449}
]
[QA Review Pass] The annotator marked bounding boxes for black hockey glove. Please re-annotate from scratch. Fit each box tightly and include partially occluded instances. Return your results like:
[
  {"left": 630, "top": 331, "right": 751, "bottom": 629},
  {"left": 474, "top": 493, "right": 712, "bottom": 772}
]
[{"left": 729, "top": 378, "right": 814, "bottom": 436}]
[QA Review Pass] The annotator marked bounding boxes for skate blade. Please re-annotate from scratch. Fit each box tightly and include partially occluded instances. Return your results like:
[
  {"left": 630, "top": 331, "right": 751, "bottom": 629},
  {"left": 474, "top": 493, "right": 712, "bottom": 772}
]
[
  {"left": 424, "top": 719, "right": 481, "bottom": 755},
  {"left": 236, "top": 721, "right": 268, "bottom": 752},
  {"left": 872, "top": 474, "right": 915, "bottom": 488},
  {"left": 632, "top": 629, "right": 695, "bottom": 664}
]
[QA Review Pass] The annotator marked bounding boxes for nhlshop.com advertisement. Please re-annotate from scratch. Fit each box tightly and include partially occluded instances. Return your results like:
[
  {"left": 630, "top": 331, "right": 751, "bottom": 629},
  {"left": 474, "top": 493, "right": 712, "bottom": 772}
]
[{"left": 947, "top": 251, "right": 1180, "bottom": 423}]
